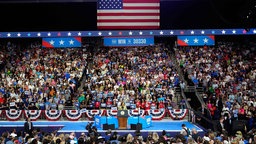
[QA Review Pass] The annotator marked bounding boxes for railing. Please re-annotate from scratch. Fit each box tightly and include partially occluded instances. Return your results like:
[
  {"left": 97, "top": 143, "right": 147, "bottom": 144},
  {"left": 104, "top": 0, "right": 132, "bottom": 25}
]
[
  {"left": 190, "top": 109, "right": 216, "bottom": 131},
  {"left": 171, "top": 47, "right": 186, "bottom": 84},
  {"left": 180, "top": 88, "right": 192, "bottom": 122},
  {"left": 184, "top": 86, "right": 196, "bottom": 92},
  {"left": 194, "top": 87, "right": 206, "bottom": 107}
]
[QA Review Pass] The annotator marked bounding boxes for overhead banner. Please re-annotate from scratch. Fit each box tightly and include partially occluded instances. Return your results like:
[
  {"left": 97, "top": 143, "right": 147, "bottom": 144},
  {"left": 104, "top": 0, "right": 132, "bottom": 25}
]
[
  {"left": 104, "top": 36, "right": 154, "bottom": 47},
  {"left": 42, "top": 37, "right": 81, "bottom": 48},
  {"left": 177, "top": 35, "right": 215, "bottom": 46}
]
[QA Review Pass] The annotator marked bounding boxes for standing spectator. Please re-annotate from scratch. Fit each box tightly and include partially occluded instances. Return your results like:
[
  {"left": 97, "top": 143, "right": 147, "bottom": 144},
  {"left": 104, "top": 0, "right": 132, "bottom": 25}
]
[
  {"left": 180, "top": 124, "right": 191, "bottom": 138},
  {"left": 179, "top": 80, "right": 186, "bottom": 90},
  {"left": 24, "top": 116, "right": 34, "bottom": 136},
  {"left": 216, "top": 116, "right": 226, "bottom": 135},
  {"left": 191, "top": 128, "right": 200, "bottom": 141}
]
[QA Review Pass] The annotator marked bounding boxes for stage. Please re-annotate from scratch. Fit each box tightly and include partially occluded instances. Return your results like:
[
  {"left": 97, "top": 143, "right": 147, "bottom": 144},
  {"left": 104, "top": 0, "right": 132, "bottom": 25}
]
[{"left": 0, "top": 120, "right": 206, "bottom": 137}]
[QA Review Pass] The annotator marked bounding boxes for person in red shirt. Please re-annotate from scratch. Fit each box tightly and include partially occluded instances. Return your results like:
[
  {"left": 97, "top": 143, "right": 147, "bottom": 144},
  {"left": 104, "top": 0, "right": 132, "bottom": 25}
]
[
  {"left": 140, "top": 99, "right": 146, "bottom": 109},
  {"left": 94, "top": 100, "right": 100, "bottom": 109},
  {"left": 135, "top": 98, "right": 141, "bottom": 109},
  {"left": 0, "top": 94, "right": 5, "bottom": 105},
  {"left": 150, "top": 100, "right": 157, "bottom": 109},
  {"left": 158, "top": 100, "right": 165, "bottom": 110},
  {"left": 144, "top": 100, "right": 151, "bottom": 111},
  {"left": 106, "top": 97, "right": 112, "bottom": 108}
]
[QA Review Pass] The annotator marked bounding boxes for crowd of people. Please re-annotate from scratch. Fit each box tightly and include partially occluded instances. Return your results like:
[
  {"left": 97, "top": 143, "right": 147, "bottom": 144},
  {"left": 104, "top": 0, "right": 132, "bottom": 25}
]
[
  {"left": 1, "top": 122, "right": 255, "bottom": 144},
  {"left": 82, "top": 45, "right": 179, "bottom": 111},
  {"left": 0, "top": 41, "right": 88, "bottom": 110},
  {"left": 0, "top": 38, "right": 255, "bottom": 144},
  {"left": 0, "top": 41, "right": 181, "bottom": 111},
  {"left": 175, "top": 40, "right": 256, "bottom": 142}
]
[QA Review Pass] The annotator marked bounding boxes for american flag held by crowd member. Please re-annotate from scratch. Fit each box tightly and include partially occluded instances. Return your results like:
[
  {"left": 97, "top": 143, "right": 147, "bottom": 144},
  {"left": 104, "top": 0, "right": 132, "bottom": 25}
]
[{"left": 97, "top": 0, "right": 160, "bottom": 30}]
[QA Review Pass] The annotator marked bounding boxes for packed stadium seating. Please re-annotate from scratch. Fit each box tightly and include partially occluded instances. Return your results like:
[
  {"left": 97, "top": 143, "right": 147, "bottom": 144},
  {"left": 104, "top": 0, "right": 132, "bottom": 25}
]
[{"left": 0, "top": 38, "right": 255, "bottom": 144}]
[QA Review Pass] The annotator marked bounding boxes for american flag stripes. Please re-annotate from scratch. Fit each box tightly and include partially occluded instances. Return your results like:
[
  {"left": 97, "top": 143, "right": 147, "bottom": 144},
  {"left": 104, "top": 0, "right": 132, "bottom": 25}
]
[{"left": 97, "top": 0, "right": 160, "bottom": 30}]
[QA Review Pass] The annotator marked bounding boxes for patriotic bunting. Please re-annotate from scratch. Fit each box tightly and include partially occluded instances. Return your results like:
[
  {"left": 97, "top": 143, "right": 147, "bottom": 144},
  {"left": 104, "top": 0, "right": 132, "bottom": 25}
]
[{"left": 0, "top": 109, "right": 188, "bottom": 121}]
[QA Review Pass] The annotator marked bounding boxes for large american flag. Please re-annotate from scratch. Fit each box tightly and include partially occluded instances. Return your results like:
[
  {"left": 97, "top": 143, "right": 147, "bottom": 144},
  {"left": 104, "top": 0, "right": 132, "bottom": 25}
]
[{"left": 97, "top": 0, "right": 160, "bottom": 30}]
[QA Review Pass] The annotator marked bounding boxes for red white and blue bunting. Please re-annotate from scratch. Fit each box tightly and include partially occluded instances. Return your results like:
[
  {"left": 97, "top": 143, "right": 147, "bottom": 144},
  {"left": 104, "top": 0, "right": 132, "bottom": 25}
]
[
  {"left": 146, "top": 109, "right": 166, "bottom": 120},
  {"left": 106, "top": 109, "right": 118, "bottom": 117},
  {"left": 128, "top": 109, "right": 145, "bottom": 117},
  {"left": 64, "top": 110, "right": 82, "bottom": 121},
  {"left": 85, "top": 110, "right": 103, "bottom": 120},
  {"left": 24, "top": 110, "right": 42, "bottom": 121},
  {"left": 168, "top": 109, "right": 188, "bottom": 120},
  {"left": 44, "top": 110, "right": 62, "bottom": 121},
  {"left": 0, "top": 109, "right": 188, "bottom": 121},
  {"left": 5, "top": 110, "right": 23, "bottom": 121}
]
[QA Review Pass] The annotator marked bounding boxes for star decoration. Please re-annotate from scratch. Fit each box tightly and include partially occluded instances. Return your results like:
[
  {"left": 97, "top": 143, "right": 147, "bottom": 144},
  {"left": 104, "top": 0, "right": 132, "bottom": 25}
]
[
  {"left": 59, "top": 40, "right": 64, "bottom": 45},
  {"left": 3, "top": 28, "right": 252, "bottom": 38},
  {"left": 184, "top": 38, "right": 189, "bottom": 43},
  {"left": 50, "top": 40, "right": 55, "bottom": 45},
  {"left": 69, "top": 40, "right": 74, "bottom": 45},
  {"left": 193, "top": 38, "right": 199, "bottom": 43},
  {"left": 203, "top": 38, "right": 208, "bottom": 43}
]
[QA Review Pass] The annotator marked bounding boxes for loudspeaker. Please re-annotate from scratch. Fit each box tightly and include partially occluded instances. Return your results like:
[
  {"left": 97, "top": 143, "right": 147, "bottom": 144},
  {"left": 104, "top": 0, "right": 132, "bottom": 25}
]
[
  {"left": 103, "top": 124, "right": 115, "bottom": 130},
  {"left": 130, "top": 123, "right": 142, "bottom": 130}
]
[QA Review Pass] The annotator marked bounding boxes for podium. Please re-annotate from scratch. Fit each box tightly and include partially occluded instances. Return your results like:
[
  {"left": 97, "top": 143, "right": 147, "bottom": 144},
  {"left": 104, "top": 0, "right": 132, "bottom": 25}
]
[{"left": 117, "top": 110, "right": 128, "bottom": 129}]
